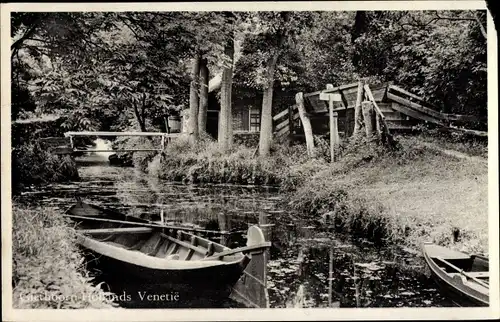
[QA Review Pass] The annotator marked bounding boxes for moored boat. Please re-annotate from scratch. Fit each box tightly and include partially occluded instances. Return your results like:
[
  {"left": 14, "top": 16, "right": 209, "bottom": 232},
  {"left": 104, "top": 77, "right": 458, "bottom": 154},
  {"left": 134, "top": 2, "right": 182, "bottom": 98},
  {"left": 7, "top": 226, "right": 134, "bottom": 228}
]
[
  {"left": 422, "top": 242, "right": 489, "bottom": 307},
  {"left": 65, "top": 201, "right": 271, "bottom": 308}
]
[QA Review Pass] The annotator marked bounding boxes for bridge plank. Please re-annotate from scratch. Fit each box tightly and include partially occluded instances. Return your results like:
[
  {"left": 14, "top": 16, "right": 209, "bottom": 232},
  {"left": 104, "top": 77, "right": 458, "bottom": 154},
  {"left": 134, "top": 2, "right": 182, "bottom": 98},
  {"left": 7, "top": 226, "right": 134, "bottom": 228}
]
[{"left": 65, "top": 131, "right": 180, "bottom": 137}]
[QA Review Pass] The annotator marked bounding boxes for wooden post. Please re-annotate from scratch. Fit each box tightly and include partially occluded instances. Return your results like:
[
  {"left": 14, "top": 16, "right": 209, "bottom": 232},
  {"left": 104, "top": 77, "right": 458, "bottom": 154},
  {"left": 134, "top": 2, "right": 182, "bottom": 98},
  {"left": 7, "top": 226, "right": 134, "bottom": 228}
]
[
  {"left": 333, "top": 112, "right": 339, "bottom": 151},
  {"left": 69, "top": 135, "right": 74, "bottom": 150},
  {"left": 326, "top": 84, "right": 340, "bottom": 163},
  {"left": 362, "top": 101, "right": 375, "bottom": 138},
  {"left": 329, "top": 104, "right": 335, "bottom": 162},
  {"left": 288, "top": 104, "right": 294, "bottom": 145},
  {"left": 160, "top": 134, "right": 166, "bottom": 151},
  {"left": 320, "top": 85, "right": 342, "bottom": 162},
  {"left": 295, "top": 92, "right": 315, "bottom": 157},
  {"left": 328, "top": 246, "right": 333, "bottom": 307},
  {"left": 375, "top": 112, "right": 381, "bottom": 135},
  {"left": 353, "top": 80, "right": 364, "bottom": 136}
]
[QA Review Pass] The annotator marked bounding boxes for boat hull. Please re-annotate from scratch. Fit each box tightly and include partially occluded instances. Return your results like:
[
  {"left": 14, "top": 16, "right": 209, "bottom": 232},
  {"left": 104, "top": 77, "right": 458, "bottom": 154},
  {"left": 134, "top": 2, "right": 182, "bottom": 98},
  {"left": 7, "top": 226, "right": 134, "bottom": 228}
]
[
  {"left": 83, "top": 247, "right": 248, "bottom": 308},
  {"left": 67, "top": 202, "right": 255, "bottom": 308},
  {"left": 422, "top": 243, "right": 489, "bottom": 307}
]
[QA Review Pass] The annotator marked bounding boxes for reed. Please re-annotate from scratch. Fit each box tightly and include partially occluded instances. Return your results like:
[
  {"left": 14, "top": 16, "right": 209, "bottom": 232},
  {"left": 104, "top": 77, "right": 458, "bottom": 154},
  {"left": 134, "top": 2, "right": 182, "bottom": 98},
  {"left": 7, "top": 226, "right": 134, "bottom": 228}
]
[{"left": 12, "top": 203, "right": 115, "bottom": 308}]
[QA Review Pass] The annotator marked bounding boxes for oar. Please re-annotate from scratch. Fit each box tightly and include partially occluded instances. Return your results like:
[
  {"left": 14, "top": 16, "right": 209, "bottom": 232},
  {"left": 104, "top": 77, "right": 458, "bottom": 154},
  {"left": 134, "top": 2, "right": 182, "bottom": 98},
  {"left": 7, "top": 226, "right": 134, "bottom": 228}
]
[
  {"left": 63, "top": 213, "right": 231, "bottom": 235},
  {"left": 203, "top": 242, "right": 271, "bottom": 260},
  {"left": 437, "top": 256, "right": 489, "bottom": 288}
]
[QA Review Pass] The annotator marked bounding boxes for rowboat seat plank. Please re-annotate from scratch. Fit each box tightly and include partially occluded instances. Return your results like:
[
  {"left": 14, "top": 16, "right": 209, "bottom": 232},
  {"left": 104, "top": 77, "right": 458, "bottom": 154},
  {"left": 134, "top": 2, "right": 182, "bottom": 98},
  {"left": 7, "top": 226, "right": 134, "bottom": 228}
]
[
  {"left": 140, "top": 233, "right": 163, "bottom": 255},
  {"left": 467, "top": 271, "right": 489, "bottom": 278},
  {"left": 161, "top": 234, "right": 208, "bottom": 256},
  {"left": 154, "top": 240, "right": 171, "bottom": 258}
]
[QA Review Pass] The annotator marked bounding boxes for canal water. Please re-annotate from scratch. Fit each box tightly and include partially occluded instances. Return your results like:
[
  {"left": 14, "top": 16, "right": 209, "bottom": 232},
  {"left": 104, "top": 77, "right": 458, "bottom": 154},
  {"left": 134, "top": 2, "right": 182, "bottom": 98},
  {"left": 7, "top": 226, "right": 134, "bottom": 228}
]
[{"left": 19, "top": 163, "right": 454, "bottom": 308}]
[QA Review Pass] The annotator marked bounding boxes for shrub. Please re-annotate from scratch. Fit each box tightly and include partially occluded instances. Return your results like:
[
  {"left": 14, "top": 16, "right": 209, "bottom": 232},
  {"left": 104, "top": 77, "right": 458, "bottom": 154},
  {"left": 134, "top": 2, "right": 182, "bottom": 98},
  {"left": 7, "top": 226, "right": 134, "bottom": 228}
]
[
  {"left": 12, "top": 142, "right": 79, "bottom": 194},
  {"left": 144, "top": 134, "right": 311, "bottom": 186}
]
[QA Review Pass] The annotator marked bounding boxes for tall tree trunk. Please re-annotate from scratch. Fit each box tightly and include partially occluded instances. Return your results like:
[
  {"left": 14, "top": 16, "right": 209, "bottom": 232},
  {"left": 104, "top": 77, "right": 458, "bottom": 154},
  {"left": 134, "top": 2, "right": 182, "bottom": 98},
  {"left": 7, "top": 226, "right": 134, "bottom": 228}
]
[
  {"left": 133, "top": 101, "right": 147, "bottom": 132},
  {"left": 258, "top": 12, "right": 290, "bottom": 157},
  {"left": 258, "top": 56, "right": 278, "bottom": 157},
  {"left": 351, "top": 11, "right": 369, "bottom": 73},
  {"left": 198, "top": 57, "right": 209, "bottom": 135},
  {"left": 188, "top": 54, "right": 201, "bottom": 143},
  {"left": 295, "top": 92, "right": 315, "bottom": 157},
  {"left": 218, "top": 37, "right": 234, "bottom": 152}
]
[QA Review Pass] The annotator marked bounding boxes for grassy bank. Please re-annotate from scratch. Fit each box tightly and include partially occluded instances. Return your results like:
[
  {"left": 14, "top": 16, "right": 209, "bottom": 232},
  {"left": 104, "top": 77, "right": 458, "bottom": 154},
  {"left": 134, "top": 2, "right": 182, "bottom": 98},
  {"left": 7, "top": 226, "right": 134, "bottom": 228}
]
[
  {"left": 288, "top": 135, "right": 488, "bottom": 255},
  {"left": 137, "top": 134, "right": 322, "bottom": 187},
  {"left": 12, "top": 203, "right": 115, "bottom": 309},
  {"left": 12, "top": 142, "right": 80, "bottom": 194},
  {"left": 135, "top": 133, "right": 488, "bottom": 255}
]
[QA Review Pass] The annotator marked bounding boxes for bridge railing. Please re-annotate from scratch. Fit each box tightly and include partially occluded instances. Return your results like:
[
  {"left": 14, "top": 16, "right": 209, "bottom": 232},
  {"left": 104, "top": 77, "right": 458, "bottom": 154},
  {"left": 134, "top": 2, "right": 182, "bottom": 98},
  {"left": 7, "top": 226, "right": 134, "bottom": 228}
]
[{"left": 64, "top": 131, "right": 181, "bottom": 152}]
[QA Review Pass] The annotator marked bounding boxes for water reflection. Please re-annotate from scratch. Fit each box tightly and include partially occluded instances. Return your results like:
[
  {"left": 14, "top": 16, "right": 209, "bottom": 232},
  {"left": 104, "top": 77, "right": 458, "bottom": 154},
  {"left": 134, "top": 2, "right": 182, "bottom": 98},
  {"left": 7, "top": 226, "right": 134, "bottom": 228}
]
[{"left": 19, "top": 165, "right": 454, "bottom": 308}]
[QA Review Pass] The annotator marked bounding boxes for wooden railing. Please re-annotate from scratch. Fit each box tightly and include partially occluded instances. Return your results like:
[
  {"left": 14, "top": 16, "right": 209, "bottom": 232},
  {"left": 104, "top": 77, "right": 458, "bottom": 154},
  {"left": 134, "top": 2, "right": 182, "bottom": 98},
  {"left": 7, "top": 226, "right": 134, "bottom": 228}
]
[
  {"left": 272, "top": 105, "right": 299, "bottom": 140},
  {"left": 64, "top": 131, "right": 181, "bottom": 153}
]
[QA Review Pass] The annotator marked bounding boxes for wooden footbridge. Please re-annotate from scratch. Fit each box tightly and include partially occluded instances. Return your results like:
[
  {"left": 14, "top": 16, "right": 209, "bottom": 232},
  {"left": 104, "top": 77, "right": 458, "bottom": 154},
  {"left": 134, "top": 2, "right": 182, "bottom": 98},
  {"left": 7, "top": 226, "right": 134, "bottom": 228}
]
[
  {"left": 272, "top": 82, "right": 487, "bottom": 141},
  {"left": 39, "top": 131, "right": 180, "bottom": 155}
]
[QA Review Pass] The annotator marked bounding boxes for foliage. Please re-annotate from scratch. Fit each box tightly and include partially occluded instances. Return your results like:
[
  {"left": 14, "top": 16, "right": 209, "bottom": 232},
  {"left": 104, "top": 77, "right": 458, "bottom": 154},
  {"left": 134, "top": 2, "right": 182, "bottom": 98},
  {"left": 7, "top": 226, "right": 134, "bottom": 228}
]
[
  {"left": 146, "top": 140, "right": 281, "bottom": 185},
  {"left": 352, "top": 10, "right": 487, "bottom": 116},
  {"left": 11, "top": 117, "right": 67, "bottom": 147},
  {"left": 12, "top": 204, "right": 115, "bottom": 308},
  {"left": 12, "top": 10, "right": 487, "bottom": 133},
  {"left": 11, "top": 143, "right": 79, "bottom": 193}
]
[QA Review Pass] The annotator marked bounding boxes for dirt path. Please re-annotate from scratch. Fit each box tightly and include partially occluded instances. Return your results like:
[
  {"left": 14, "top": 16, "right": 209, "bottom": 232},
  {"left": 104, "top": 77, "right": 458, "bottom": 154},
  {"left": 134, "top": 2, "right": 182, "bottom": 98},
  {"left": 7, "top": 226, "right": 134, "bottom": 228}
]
[{"left": 417, "top": 140, "right": 488, "bottom": 165}]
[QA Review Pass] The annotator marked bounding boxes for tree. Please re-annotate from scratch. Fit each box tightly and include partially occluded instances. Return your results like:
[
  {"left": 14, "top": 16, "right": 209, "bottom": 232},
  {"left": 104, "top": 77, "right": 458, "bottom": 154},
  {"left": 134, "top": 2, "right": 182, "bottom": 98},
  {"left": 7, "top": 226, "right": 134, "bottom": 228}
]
[
  {"left": 11, "top": 12, "right": 116, "bottom": 121},
  {"left": 258, "top": 26, "right": 287, "bottom": 155},
  {"left": 198, "top": 57, "right": 209, "bottom": 134},
  {"left": 350, "top": 10, "right": 486, "bottom": 118},
  {"left": 218, "top": 36, "right": 235, "bottom": 152},
  {"left": 188, "top": 55, "right": 201, "bottom": 141},
  {"left": 15, "top": 12, "right": 193, "bottom": 133},
  {"left": 253, "top": 12, "right": 316, "bottom": 157}
]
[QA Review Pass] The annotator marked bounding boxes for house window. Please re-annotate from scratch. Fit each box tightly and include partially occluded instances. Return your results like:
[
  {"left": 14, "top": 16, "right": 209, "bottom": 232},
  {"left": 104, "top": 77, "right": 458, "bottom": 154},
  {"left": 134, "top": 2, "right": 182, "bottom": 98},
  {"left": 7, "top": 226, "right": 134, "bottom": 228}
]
[{"left": 249, "top": 107, "right": 260, "bottom": 132}]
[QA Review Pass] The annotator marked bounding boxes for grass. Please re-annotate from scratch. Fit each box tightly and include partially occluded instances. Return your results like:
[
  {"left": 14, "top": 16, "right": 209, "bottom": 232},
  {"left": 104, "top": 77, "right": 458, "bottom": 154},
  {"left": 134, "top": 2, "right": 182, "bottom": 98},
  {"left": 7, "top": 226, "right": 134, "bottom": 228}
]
[
  {"left": 12, "top": 203, "right": 115, "bottom": 309},
  {"left": 287, "top": 135, "right": 488, "bottom": 254},
  {"left": 133, "top": 131, "right": 488, "bottom": 255},
  {"left": 141, "top": 133, "right": 313, "bottom": 187}
]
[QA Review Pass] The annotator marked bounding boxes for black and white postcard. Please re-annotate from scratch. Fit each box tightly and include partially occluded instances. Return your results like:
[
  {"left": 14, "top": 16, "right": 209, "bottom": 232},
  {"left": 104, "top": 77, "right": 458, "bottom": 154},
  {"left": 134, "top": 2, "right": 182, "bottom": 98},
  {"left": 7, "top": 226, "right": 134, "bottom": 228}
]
[{"left": 2, "top": 1, "right": 498, "bottom": 321}]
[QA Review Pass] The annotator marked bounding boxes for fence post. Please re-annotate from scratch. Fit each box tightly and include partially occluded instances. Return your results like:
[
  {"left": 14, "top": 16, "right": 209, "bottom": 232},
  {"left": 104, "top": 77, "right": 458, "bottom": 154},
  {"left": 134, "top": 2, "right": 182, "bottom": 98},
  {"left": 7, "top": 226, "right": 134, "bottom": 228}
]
[
  {"left": 362, "top": 101, "right": 375, "bottom": 138},
  {"left": 288, "top": 104, "right": 294, "bottom": 145},
  {"left": 353, "top": 80, "right": 364, "bottom": 137},
  {"left": 160, "top": 134, "right": 166, "bottom": 151},
  {"left": 326, "top": 84, "right": 340, "bottom": 162},
  {"left": 295, "top": 92, "right": 315, "bottom": 157}
]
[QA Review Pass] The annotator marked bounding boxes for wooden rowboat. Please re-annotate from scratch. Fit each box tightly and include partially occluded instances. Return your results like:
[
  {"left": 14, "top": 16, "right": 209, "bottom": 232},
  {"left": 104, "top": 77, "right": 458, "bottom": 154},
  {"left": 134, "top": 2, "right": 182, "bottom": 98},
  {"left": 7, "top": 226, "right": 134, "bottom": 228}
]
[
  {"left": 65, "top": 201, "right": 271, "bottom": 307},
  {"left": 422, "top": 242, "right": 489, "bottom": 306}
]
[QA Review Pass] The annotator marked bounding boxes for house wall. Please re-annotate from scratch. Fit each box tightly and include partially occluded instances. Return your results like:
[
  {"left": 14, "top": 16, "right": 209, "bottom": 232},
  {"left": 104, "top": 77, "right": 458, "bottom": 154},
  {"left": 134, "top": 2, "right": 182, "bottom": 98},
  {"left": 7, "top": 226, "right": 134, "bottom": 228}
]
[{"left": 207, "top": 87, "right": 296, "bottom": 135}]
